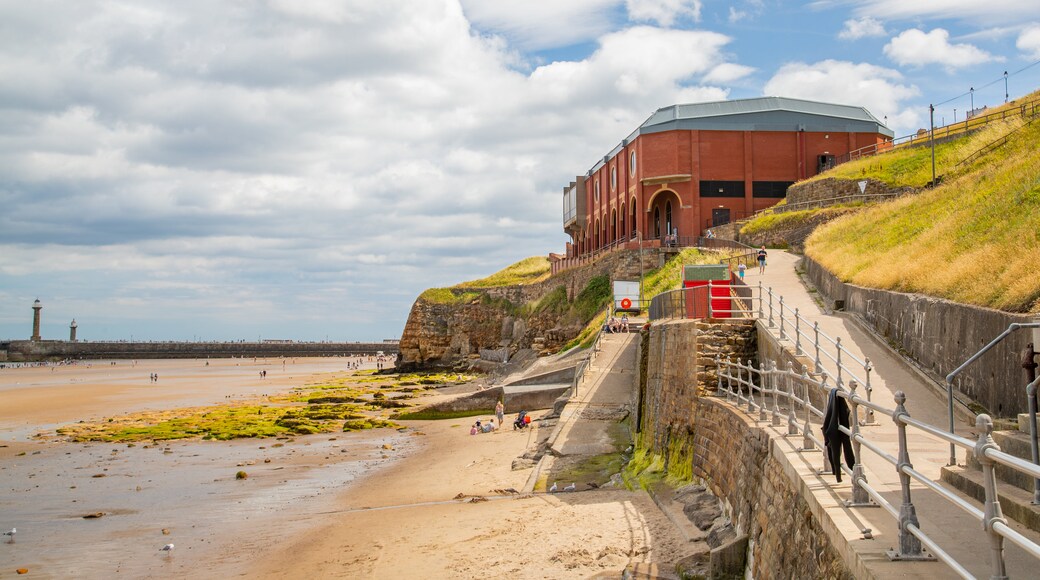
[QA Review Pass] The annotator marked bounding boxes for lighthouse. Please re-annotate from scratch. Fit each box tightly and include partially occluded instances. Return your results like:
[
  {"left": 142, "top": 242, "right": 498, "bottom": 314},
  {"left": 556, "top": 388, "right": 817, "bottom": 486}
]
[
  {"left": 70, "top": 319, "right": 78, "bottom": 342},
  {"left": 31, "top": 299, "right": 42, "bottom": 342}
]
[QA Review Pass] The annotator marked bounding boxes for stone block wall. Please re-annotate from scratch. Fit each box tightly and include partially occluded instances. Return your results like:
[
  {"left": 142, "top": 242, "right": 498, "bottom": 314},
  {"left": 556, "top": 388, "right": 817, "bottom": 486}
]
[
  {"left": 640, "top": 318, "right": 756, "bottom": 452},
  {"left": 784, "top": 177, "right": 913, "bottom": 207},
  {"left": 803, "top": 256, "right": 1037, "bottom": 417},
  {"left": 641, "top": 319, "right": 852, "bottom": 579}
]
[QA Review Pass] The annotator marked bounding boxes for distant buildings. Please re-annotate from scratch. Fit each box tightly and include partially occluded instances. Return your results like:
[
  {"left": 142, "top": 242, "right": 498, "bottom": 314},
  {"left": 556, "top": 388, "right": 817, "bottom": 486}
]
[{"left": 558, "top": 97, "right": 892, "bottom": 264}]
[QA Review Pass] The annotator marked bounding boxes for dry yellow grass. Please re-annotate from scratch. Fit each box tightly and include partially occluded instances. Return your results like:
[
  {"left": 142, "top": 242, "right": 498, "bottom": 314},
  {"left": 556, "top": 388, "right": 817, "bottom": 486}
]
[{"left": 807, "top": 114, "right": 1040, "bottom": 313}]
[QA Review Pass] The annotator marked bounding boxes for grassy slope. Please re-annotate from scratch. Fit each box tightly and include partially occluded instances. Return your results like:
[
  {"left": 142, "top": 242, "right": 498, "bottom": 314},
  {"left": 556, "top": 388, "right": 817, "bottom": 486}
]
[
  {"left": 806, "top": 111, "right": 1040, "bottom": 313},
  {"left": 420, "top": 257, "right": 551, "bottom": 304}
]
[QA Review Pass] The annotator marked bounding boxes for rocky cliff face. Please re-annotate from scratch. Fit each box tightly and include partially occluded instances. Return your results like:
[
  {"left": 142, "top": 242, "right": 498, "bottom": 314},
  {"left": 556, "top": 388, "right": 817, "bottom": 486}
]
[{"left": 397, "top": 249, "right": 654, "bottom": 371}]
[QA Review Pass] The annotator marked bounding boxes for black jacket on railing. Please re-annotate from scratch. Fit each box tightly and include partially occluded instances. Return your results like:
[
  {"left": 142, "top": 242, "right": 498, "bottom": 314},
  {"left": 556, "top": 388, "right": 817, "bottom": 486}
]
[{"left": 823, "top": 388, "right": 855, "bottom": 482}]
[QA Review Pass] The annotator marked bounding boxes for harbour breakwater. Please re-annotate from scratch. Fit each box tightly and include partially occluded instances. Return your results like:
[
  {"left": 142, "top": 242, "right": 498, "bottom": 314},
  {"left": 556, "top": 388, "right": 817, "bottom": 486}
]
[{"left": 0, "top": 339, "right": 397, "bottom": 362}]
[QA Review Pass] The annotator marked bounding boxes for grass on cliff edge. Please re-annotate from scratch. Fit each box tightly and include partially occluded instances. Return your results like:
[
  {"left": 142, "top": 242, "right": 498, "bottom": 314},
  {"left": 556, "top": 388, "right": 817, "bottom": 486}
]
[
  {"left": 806, "top": 111, "right": 1040, "bottom": 313},
  {"left": 803, "top": 93, "right": 1035, "bottom": 188},
  {"left": 458, "top": 256, "right": 551, "bottom": 288}
]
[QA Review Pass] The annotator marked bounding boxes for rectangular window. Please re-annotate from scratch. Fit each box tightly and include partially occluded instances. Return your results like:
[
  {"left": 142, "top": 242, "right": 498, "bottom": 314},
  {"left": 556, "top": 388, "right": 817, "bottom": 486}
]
[
  {"left": 700, "top": 180, "right": 745, "bottom": 198},
  {"left": 752, "top": 181, "right": 793, "bottom": 198}
]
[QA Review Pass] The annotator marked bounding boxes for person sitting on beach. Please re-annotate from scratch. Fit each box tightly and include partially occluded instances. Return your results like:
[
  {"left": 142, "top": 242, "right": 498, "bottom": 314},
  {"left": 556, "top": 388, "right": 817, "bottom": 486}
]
[
  {"left": 470, "top": 423, "right": 478, "bottom": 435},
  {"left": 482, "top": 419, "right": 495, "bottom": 433}
]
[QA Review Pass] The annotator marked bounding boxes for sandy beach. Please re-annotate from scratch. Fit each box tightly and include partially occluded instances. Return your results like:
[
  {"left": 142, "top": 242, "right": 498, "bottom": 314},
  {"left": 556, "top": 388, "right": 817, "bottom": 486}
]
[{"left": 0, "top": 358, "right": 693, "bottom": 578}]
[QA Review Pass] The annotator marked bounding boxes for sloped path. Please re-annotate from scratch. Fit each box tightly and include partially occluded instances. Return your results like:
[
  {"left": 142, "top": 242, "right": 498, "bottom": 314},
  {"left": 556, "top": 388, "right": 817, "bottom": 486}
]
[{"left": 739, "top": 251, "right": 1040, "bottom": 578}]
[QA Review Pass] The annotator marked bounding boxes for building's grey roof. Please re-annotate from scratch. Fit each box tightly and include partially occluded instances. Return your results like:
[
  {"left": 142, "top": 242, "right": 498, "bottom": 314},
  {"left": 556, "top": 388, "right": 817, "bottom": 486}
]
[{"left": 588, "top": 96, "right": 893, "bottom": 174}]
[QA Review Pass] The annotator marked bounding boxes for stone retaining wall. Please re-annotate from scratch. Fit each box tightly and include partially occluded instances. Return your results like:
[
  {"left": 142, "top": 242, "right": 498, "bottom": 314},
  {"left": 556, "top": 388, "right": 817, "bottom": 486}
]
[
  {"left": 803, "top": 256, "right": 1037, "bottom": 417},
  {"left": 641, "top": 319, "right": 853, "bottom": 579},
  {"left": 784, "top": 177, "right": 913, "bottom": 207}
]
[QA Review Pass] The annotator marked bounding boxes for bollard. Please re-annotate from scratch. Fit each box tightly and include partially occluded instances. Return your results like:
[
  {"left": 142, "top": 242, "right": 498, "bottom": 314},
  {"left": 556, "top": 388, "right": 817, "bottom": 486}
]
[
  {"left": 847, "top": 381, "right": 872, "bottom": 507},
  {"left": 887, "top": 391, "right": 930, "bottom": 561},
  {"left": 975, "top": 414, "right": 1010, "bottom": 578}
]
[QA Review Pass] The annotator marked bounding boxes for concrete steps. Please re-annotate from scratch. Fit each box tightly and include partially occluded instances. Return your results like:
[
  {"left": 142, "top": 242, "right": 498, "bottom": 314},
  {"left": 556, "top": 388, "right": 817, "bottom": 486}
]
[{"left": 940, "top": 429, "right": 1040, "bottom": 532}]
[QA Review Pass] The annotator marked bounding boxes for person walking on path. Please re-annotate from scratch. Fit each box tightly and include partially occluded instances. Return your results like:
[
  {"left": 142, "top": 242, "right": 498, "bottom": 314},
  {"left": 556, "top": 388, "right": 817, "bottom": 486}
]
[
  {"left": 495, "top": 400, "right": 505, "bottom": 429},
  {"left": 757, "top": 246, "right": 768, "bottom": 274}
]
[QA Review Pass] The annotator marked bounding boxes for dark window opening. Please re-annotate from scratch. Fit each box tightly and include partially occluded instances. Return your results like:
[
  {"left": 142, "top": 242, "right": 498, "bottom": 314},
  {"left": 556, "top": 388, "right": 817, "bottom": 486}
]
[
  {"left": 700, "top": 180, "right": 745, "bottom": 198},
  {"left": 752, "top": 181, "right": 794, "bottom": 198}
]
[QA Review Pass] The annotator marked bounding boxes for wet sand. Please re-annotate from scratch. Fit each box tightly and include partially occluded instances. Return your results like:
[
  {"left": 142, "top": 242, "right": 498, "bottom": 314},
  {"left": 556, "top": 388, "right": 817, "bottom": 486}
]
[{"left": 1, "top": 358, "right": 695, "bottom": 578}]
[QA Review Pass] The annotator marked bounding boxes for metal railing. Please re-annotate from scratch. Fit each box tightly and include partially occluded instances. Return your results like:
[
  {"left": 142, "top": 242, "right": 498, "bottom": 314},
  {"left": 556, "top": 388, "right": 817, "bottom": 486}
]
[
  {"left": 716, "top": 357, "right": 1040, "bottom": 578},
  {"left": 761, "top": 285, "right": 877, "bottom": 419},
  {"left": 648, "top": 278, "right": 763, "bottom": 322}
]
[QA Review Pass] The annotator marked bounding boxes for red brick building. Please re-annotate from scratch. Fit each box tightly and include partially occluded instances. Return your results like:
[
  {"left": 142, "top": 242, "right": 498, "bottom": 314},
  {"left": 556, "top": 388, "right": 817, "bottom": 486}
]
[{"left": 558, "top": 97, "right": 892, "bottom": 264}]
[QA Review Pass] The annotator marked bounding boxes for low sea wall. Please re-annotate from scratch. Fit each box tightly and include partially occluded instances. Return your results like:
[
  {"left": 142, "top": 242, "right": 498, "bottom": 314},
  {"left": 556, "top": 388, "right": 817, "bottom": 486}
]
[{"left": 0, "top": 340, "right": 397, "bottom": 362}]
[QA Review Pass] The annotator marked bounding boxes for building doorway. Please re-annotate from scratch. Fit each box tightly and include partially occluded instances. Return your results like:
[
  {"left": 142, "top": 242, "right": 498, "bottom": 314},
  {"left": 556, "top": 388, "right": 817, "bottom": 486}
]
[{"left": 712, "top": 208, "right": 731, "bottom": 227}]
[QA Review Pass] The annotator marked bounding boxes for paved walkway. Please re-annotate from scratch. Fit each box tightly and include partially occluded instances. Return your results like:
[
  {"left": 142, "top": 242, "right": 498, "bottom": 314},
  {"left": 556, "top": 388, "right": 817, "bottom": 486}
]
[{"left": 740, "top": 250, "right": 1040, "bottom": 578}]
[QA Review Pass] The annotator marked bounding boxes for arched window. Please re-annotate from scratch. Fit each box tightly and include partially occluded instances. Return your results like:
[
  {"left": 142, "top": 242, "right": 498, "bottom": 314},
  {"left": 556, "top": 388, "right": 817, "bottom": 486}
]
[
  {"left": 653, "top": 207, "right": 661, "bottom": 239},
  {"left": 594, "top": 179, "right": 600, "bottom": 201},
  {"left": 630, "top": 198, "right": 637, "bottom": 238},
  {"left": 619, "top": 203, "right": 626, "bottom": 240},
  {"left": 610, "top": 209, "right": 617, "bottom": 242},
  {"left": 666, "top": 201, "right": 673, "bottom": 238},
  {"left": 610, "top": 165, "right": 617, "bottom": 191},
  {"left": 629, "top": 150, "right": 637, "bottom": 176}
]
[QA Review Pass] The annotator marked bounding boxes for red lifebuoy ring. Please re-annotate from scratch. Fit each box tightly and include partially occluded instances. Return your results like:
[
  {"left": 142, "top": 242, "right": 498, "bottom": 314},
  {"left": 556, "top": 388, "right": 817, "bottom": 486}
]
[{"left": 620, "top": 298, "right": 632, "bottom": 309}]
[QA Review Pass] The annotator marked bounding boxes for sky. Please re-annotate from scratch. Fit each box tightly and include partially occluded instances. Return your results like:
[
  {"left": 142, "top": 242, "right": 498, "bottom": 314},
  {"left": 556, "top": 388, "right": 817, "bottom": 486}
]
[{"left": 2, "top": 1, "right": 1039, "bottom": 343}]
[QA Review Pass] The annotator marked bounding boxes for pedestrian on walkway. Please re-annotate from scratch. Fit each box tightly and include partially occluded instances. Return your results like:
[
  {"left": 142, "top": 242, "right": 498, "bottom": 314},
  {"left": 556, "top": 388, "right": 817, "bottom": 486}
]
[
  {"left": 757, "top": 246, "right": 768, "bottom": 274},
  {"left": 738, "top": 263, "right": 746, "bottom": 279}
]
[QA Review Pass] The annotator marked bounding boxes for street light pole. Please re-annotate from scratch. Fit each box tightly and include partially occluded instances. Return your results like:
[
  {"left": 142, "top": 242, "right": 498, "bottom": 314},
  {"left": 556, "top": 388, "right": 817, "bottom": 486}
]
[
  {"left": 970, "top": 87, "right": 974, "bottom": 115},
  {"left": 929, "top": 104, "right": 937, "bottom": 186},
  {"left": 1005, "top": 71, "right": 1009, "bottom": 103}
]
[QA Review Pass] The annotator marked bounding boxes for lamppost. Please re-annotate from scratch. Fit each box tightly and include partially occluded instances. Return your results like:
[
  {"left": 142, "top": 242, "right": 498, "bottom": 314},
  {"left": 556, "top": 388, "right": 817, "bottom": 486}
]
[
  {"left": 954, "top": 108, "right": 957, "bottom": 123},
  {"left": 970, "top": 87, "right": 974, "bottom": 116},
  {"left": 1005, "top": 71, "right": 1009, "bottom": 103}
]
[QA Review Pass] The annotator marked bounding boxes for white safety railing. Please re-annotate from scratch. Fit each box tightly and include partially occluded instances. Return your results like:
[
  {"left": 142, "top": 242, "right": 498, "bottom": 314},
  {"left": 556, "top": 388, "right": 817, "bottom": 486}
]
[
  {"left": 762, "top": 285, "right": 878, "bottom": 424},
  {"left": 716, "top": 357, "right": 1040, "bottom": 578}
]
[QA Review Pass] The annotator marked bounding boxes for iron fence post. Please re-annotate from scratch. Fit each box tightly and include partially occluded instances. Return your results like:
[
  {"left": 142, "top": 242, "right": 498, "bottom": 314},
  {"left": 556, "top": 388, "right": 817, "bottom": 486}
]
[
  {"left": 727, "top": 358, "right": 734, "bottom": 403},
  {"left": 847, "top": 381, "right": 871, "bottom": 506},
  {"left": 864, "top": 357, "right": 876, "bottom": 424},
  {"left": 770, "top": 361, "right": 781, "bottom": 427},
  {"left": 795, "top": 308, "right": 802, "bottom": 354},
  {"left": 1028, "top": 378, "right": 1040, "bottom": 504},
  {"left": 758, "top": 360, "right": 768, "bottom": 422},
  {"left": 804, "top": 373, "right": 818, "bottom": 450},
  {"left": 768, "top": 288, "right": 775, "bottom": 328},
  {"left": 779, "top": 297, "right": 786, "bottom": 340},
  {"left": 787, "top": 362, "right": 799, "bottom": 435},
  {"left": 975, "top": 414, "right": 1010, "bottom": 579},
  {"left": 747, "top": 360, "right": 758, "bottom": 415},
  {"left": 814, "top": 322, "right": 823, "bottom": 374},
  {"left": 835, "top": 336, "right": 843, "bottom": 389},
  {"left": 707, "top": 280, "right": 714, "bottom": 319},
  {"left": 716, "top": 356, "right": 724, "bottom": 397},
  {"left": 890, "top": 391, "right": 926, "bottom": 560},
  {"left": 757, "top": 282, "right": 764, "bottom": 319}
]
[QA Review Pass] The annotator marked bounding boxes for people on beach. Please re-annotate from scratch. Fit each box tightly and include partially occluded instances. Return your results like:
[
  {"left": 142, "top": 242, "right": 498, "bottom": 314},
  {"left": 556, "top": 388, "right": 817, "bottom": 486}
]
[
  {"left": 757, "top": 246, "right": 768, "bottom": 274},
  {"left": 495, "top": 400, "right": 504, "bottom": 428},
  {"left": 483, "top": 419, "right": 496, "bottom": 433},
  {"left": 470, "top": 423, "right": 478, "bottom": 435}
]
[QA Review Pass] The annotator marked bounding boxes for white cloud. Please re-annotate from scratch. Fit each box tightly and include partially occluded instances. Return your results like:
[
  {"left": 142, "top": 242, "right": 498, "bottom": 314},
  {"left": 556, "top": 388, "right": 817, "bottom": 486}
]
[
  {"left": 626, "top": 0, "right": 703, "bottom": 26},
  {"left": 763, "top": 60, "right": 922, "bottom": 134},
  {"left": 703, "top": 63, "right": 756, "bottom": 83},
  {"left": 839, "top": 17, "right": 886, "bottom": 40},
  {"left": 846, "top": 1, "right": 1040, "bottom": 27},
  {"left": 728, "top": 8, "right": 748, "bottom": 23},
  {"left": 459, "top": 0, "right": 618, "bottom": 50},
  {"left": 1018, "top": 24, "right": 1040, "bottom": 59},
  {"left": 884, "top": 28, "right": 999, "bottom": 71},
  {"left": 0, "top": 1, "right": 752, "bottom": 341}
]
